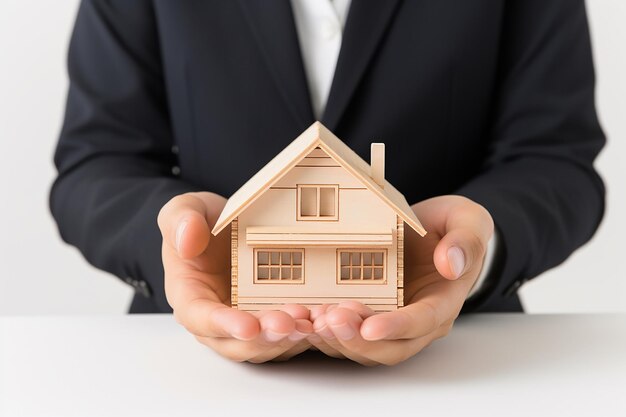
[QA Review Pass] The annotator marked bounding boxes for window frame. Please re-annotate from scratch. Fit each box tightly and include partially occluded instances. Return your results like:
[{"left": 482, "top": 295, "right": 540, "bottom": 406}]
[
  {"left": 296, "top": 184, "right": 339, "bottom": 221},
  {"left": 336, "top": 249, "right": 387, "bottom": 285},
  {"left": 254, "top": 248, "right": 305, "bottom": 284}
]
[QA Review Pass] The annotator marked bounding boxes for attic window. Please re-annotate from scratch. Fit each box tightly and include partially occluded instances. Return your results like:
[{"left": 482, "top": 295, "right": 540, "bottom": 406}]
[{"left": 297, "top": 185, "right": 338, "bottom": 221}]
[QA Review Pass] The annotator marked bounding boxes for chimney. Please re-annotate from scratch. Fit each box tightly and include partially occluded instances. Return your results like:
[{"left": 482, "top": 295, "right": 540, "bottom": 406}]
[{"left": 370, "top": 143, "right": 385, "bottom": 188}]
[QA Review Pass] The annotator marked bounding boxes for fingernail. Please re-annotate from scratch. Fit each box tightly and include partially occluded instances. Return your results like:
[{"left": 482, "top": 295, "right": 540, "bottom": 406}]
[
  {"left": 262, "top": 330, "right": 289, "bottom": 343},
  {"left": 175, "top": 220, "right": 188, "bottom": 254},
  {"left": 330, "top": 323, "right": 356, "bottom": 341},
  {"left": 448, "top": 246, "right": 466, "bottom": 279},
  {"left": 288, "top": 330, "right": 309, "bottom": 342}
]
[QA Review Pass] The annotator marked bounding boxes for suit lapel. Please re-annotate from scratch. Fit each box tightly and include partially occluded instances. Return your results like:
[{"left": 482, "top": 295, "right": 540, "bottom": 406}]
[
  {"left": 322, "top": 0, "right": 404, "bottom": 131},
  {"left": 236, "top": 0, "right": 314, "bottom": 130}
]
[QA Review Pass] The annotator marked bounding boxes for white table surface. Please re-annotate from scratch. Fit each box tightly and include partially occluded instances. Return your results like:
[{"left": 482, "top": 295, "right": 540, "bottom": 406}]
[{"left": 1, "top": 313, "right": 625, "bottom": 417}]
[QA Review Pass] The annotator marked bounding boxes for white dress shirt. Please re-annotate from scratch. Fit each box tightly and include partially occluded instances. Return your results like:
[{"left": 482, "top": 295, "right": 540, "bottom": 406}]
[
  {"left": 290, "top": 0, "right": 496, "bottom": 299},
  {"left": 290, "top": 0, "right": 351, "bottom": 119}
]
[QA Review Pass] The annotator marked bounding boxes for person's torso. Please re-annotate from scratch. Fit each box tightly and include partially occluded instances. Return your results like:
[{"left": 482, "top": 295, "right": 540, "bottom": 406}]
[{"left": 153, "top": 0, "right": 505, "bottom": 204}]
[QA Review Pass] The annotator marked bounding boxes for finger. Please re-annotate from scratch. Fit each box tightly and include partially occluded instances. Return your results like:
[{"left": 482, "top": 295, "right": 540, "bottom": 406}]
[
  {"left": 158, "top": 193, "right": 212, "bottom": 259},
  {"left": 278, "top": 304, "right": 311, "bottom": 321},
  {"left": 313, "top": 309, "right": 378, "bottom": 365},
  {"left": 360, "top": 303, "right": 437, "bottom": 341},
  {"left": 256, "top": 310, "right": 298, "bottom": 343},
  {"left": 248, "top": 333, "right": 312, "bottom": 364},
  {"left": 326, "top": 306, "right": 363, "bottom": 341},
  {"left": 327, "top": 308, "right": 438, "bottom": 366},
  {"left": 276, "top": 304, "right": 312, "bottom": 341},
  {"left": 246, "top": 314, "right": 312, "bottom": 363},
  {"left": 433, "top": 226, "right": 489, "bottom": 280},
  {"left": 175, "top": 297, "right": 260, "bottom": 340},
  {"left": 309, "top": 304, "right": 331, "bottom": 322},
  {"left": 198, "top": 318, "right": 308, "bottom": 364},
  {"left": 289, "top": 318, "right": 313, "bottom": 342},
  {"left": 415, "top": 197, "right": 493, "bottom": 280},
  {"left": 256, "top": 311, "right": 313, "bottom": 345},
  {"left": 312, "top": 313, "right": 335, "bottom": 340},
  {"left": 312, "top": 302, "right": 373, "bottom": 340},
  {"left": 327, "top": 301, "right": 376, "bottom": 320},
  {"left": 307, "top": 335, "right": 347, "bottom": 360},
  {"left": 361, "top": 283, "right": 463, "bottom": 341},
  {"left": 324, "top": 308, "right": 381, "bottom": 364},
  {"left": 349, "top": 335, "right": 438, "bottom": 366},
  {"left": 412, "top": 195, "right": 491, "bottom": 236},
  {"left": 309, "top": 316, "right": 344, "bottom": 358}
]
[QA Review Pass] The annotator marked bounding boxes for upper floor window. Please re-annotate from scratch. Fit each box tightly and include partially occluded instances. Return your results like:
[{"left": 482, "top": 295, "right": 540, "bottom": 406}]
[{"left": 297, "top": 184, "right": 338, "bottom": 221}]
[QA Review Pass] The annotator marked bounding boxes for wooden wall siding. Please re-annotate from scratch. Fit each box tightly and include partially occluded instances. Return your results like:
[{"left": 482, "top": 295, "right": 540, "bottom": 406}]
[
  {"left": 275, "top": 148, "right": 362, "bottom": 188},
  {"left": 246, "top": 227, "right": 393, "bottom": 246},
  {"left": 231, "top": 218, "right": 238, "bottom": 308},
  {"left": 397, "top": 216, "right": 404, "bottom": 308},
  {"left": 307, "top": 147, "right": 332, "bottom": 158},
  {"left": 295, "top": 158, "right": 340, "bottom": 167},
  {"left": 295, "top": 147, "right": 340, "bottom": 167},
  {"left": 236, "top": 186, "right": 399, "bottom": 300},
  {"left": 273, "top": 167, "right": 365, "bottom": 189},
  {"left": 249, "top": 188, "right": 394, "bottom": 229},
  {"left": 236, "top": 244, "right": 398, "bottom": 299}
]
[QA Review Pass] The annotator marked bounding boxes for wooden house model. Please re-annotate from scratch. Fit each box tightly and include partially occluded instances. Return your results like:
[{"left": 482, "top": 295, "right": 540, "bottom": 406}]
[{"left": 211, "top": 122, "right": 426, "bottom": 312}]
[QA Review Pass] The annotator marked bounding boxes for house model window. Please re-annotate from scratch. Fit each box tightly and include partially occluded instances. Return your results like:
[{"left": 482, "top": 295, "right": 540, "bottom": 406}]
[
  {"left": 338, "top": 250, "right": 386, "bottom": 283},
  {"left": 297, "top": 184, "right": 338, "bottom": 221},
  {"left": 255, "top": 249, "right": 304, "bottom": 283}
]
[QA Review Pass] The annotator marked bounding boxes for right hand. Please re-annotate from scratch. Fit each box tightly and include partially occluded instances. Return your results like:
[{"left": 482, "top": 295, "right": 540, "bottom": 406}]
[{"left": 158, "top": 192, "right": 313, "bottom": 363}]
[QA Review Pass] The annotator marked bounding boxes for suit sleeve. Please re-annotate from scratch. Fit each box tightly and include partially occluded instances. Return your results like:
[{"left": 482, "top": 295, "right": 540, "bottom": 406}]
[
  {"left": 458, "top": 0, "right": 606, "bottom": 311},
  {"left": 50, "top": 0, "right": 199, "bottom": 312}
]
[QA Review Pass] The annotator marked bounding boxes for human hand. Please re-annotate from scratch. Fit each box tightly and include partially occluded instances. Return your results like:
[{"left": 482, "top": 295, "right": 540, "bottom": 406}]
[
  {"left": 158, "top": 192, "right": 313, "bottom": 363},
  {"left": 308, "top": 195, "right": 494, "bottom": 365}
]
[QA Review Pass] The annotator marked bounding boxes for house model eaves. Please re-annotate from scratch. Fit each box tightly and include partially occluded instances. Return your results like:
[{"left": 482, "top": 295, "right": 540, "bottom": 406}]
[{"left": 212, "top": 121, "right": 426, "bottom": 312}]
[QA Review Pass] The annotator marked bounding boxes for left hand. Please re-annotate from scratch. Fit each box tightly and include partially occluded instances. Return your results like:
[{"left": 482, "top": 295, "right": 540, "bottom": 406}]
[
  {"left": 307, "top": 195, "right": 494, "bottom": 366},
  {"left": 158, "top": 192, "right": 313, "bottom": 363}
]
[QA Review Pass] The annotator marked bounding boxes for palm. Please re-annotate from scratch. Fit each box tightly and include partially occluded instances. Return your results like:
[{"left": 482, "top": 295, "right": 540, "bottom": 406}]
[
  {"left": 160, "top": 192, "right": 315, "bottom": 363},
  {"left": 177, "top": 225, "right": 232, "bottom": 306},
  {"left": 403, "top": 228, "right": 451, "bottom": 306},
  {"left": 401, "top": 196, "right": 490, "bottom": 316}
]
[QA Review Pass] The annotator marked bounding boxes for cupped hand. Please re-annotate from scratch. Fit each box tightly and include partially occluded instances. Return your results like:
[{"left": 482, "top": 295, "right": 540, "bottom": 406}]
[
  {"left": 308, "top": 195, "right": 494, "bottom": 366},
  {"left": 158, "top": 192, "right": 313, "bottom": 363}
]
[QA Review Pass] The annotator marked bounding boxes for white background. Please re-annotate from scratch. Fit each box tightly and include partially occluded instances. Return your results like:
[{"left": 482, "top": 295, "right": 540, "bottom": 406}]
[{"left": 0, "top": 1, "right": 624, "bottom": 315}]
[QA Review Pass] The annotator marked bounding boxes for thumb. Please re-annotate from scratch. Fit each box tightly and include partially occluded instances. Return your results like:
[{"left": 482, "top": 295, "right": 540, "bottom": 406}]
[
  {"left": 157, "top": 193, "right": 219, "bottom": 259},
  {"left": 432, "top": 204, "right": 493, "bottom": 281},
  {"left": 433, "top": 228, "right": 488, "bottom": 280}
]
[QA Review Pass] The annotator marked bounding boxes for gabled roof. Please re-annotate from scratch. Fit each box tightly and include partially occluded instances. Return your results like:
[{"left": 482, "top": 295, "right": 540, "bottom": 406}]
[{"left": 211, "top": 121, "right": 427, "bottom": 236}]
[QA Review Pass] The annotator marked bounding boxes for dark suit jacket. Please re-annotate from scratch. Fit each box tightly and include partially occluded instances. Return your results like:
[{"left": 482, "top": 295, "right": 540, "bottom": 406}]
[{"left": 51, "top": 0, "right": 606, "bottom": 314}]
